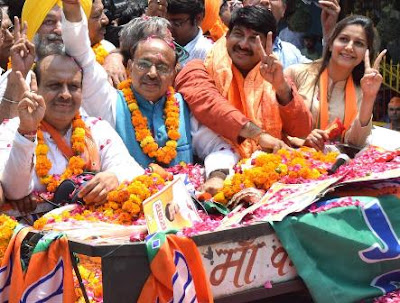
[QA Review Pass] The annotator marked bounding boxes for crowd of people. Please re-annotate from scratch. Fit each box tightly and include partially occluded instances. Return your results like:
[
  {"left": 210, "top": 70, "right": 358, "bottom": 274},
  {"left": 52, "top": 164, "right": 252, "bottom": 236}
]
[{"left": 0, "top": 0, "right": 391, "bottom": 215}]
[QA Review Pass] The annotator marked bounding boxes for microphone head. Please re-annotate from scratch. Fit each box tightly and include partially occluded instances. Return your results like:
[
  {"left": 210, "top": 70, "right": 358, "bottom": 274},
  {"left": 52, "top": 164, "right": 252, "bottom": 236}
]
[{"left": 337, "top": 153, "right": 350, "bottom": 163}]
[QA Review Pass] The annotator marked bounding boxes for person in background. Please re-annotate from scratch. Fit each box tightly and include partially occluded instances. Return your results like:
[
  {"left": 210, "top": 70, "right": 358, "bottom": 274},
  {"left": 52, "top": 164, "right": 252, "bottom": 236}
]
[
  {"left": 219, "top": 0, "right": 243, "bottom": 27},
  {"left": 200, "top": 0, "right": 228, "bottom": 41},
  {"left": 285, "top": 15, "right": 387, "bottom": 150},
  {"left": 301, "top": 33, "right": 321, "bottom": 60},
  {"left": 0, "top": 3, "right": 13, "bottom": 73},
  {"left": 387, "top": 97, "right": 400, "bottom": 131},
  {"left": 242, "top": 0, "right": 340, "bottom": 68},
  {"left": 89, "top": 0, "right": 115, "bottom": 61},
  {"left": 104, "top": 0, "right": 147, "bottom": 48},
  {"left": 166, "top": 0, "right": 213, "bottom": 67}
]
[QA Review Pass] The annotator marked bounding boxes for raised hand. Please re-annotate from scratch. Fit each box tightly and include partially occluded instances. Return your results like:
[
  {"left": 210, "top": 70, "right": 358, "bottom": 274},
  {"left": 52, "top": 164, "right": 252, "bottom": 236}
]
[
  {"left": 17, "top": 71, "right": 46, "bottom": 133},
  {"left": 257, "top": 32, "right": 285, "bottom": 88},
  {"left": 360, "top": 49, "right": 386, "bottom": 99},
  {"left": 320, "top": 0, "right": 341, "bottom": 40},
  {"left": 146, "top": 0, "right": 168, "bottom": 17},
  {"left": 257, "top": 32, "right": 293, "bottom": 104},
  {"left": 10, "top": 17, "right": 35, "bottom": 78},
  {"left": 62, "top": 0, "right": 82, "bottom": 22}
]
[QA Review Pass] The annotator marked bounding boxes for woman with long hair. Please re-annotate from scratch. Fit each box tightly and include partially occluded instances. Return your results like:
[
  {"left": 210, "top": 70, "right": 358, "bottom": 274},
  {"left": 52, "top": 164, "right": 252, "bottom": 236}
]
[{"left": 285, "top": 15, "right": 386, "bottom": 150}]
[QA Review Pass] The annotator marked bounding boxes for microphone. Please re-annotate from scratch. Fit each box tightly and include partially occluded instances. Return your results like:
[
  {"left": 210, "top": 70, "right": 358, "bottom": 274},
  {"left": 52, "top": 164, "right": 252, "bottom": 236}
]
[{"left": 328, "top": 153, "right": 350, "bottom": 175}]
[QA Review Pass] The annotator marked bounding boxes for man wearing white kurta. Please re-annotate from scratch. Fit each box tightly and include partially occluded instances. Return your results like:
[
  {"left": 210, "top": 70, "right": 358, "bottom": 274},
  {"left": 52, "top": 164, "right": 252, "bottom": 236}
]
[
  {"left": 61, "top": 2, "right": 239, "bottom": 193},
  {"left": 0, "top": 53, "right": 144, "bottom": 204}
]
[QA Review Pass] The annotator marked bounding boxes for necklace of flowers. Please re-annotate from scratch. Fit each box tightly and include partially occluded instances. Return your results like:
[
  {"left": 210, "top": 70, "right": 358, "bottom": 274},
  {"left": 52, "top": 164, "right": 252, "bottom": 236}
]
[
  {"left": 35, "top": 114, "right": 87, "bottom": 193},
  {"left": 118, "top": 79, "right": 181, "bottom": 165},
  {"left": 92, "top": 43, "right": 109, "bottom": 65}
]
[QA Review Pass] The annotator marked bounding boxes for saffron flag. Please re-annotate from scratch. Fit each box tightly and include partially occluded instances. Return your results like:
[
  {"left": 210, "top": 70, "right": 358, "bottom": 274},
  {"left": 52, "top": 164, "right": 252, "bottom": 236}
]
[
  {"left": 0, "top": 225, "right": 76, "bottom": 303},
  {"left": 273, "top": 195, "right": 400, "bottom": 303},
  {"left": 138, "top": 230, "right": 213, "bottom": 303}
]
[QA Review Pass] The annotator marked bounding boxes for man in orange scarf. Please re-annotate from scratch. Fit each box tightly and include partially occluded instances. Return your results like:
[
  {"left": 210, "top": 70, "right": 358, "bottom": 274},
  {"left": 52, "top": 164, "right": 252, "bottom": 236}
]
[
  {"left": 0, "top": 45, "right": 144, "bottom": 211},
  {"left": 176, "top": 6, "right": 312, "bottom": 157}
]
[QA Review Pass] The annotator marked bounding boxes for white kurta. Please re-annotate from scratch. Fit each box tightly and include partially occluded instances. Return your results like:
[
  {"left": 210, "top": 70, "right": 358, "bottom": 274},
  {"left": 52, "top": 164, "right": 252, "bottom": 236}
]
[
  {"left": 0, "top": 116, "right": 144, "bottom": 200},
  {"left": 61, "top": 10, "right": 239, "bottom": 176}
]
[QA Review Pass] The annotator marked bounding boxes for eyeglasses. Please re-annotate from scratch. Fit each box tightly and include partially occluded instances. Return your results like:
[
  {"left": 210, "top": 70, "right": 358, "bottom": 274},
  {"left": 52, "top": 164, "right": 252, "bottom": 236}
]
[
  {"left": 169, "top": 17, "right": 191, "bottom": 28},
  {"left": 134, "top": 59, "right": 173, "bottom": 76},
  {"left": 1, "top": 24, "right": 13, "bottom": 33}
]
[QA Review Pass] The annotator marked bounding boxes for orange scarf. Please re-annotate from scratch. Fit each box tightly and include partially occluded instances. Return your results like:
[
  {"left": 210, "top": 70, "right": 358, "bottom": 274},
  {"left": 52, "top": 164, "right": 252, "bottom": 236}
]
[
  {"left": 319, "top": 69, "right": 358, "bottom": 132},
  {"left": 40, "top": 120, "right": 100, "bottom": 172},
  {"left": 204, "top": 36, "right": 282, "bottom": 158},
  {"left": 0, "top": 226, "right": 76, "bottom": 303},
  {"left": 139, "top": 233, "right": 213, "bottom": 303}
]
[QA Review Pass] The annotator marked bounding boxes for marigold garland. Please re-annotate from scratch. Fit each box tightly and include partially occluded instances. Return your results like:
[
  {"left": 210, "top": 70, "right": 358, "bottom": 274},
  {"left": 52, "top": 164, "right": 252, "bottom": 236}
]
[
  {"left": 0, "top": 214, "right": 18, "bottom": 263},
  {"left": 214, "top": 147, "right": 338, "bottom": 205},
  {"left": 34, "top": 173, "right": 166, "bottom": 228},
  {"left": 92, "top": 43, "right": 109, "bottom": 65},
  {"left": 35, "top": 114, "right": 87, "bottom": 193},
  {"left": 118, "top": 79, "right": 180, "bottom": 165}
]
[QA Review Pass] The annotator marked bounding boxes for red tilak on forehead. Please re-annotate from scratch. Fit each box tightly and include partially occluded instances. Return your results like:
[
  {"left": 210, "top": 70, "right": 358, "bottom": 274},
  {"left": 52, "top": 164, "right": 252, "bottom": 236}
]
[{"left": 145, "top": 35, "right": 176, "bottom": 50}]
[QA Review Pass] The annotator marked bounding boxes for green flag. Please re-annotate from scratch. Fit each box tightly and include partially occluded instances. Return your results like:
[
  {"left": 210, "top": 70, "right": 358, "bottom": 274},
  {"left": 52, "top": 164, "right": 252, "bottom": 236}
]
[{"left": 273, "top": 195, "right": 400, "bottom": 303}]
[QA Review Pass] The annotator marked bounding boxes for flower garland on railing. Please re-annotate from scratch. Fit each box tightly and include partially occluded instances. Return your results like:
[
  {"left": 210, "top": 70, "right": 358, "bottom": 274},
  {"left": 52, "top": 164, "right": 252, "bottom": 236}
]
[
  {"left": 34, "top": 172, "right": 166, "bottom": 229},
  {"left": 36, "top": 114, "right": 87, "bottom": 193},
  {"left": 92, "top": 43, "right": 109, "bottom": 65},
  {"left": 214, "top": 148, "right": 338, "bottom": 205},
  {"left": 0, "top": 214, "right": 18, "bottom": 263},
  {"left": 118, "top": 79, "right": 180, "bottom": 164}
]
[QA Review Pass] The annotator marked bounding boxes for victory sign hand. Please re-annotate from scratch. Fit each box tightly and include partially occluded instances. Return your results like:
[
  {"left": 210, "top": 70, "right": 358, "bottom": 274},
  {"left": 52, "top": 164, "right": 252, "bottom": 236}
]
[
  {"left": 17, "top": 71, "right": 46, "bottom": 133},
  {"left": 257, "top": 32, "right": 285, "bottom": 89},
  {"left": 360, "top": 49, "right": 386, "bottom": 100},
  {"left": 10, "top": 17, "right": 35, "bottom": 78}
]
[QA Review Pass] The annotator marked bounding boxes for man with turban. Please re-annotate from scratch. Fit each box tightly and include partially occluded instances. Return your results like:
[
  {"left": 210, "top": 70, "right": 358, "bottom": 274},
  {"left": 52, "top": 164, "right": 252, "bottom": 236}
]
[
  {"left": 387, "top": 97, "right": 400, "bottom": 131},
  {"left": 21, "top": 0, "right": 91, "bottom": 42}
]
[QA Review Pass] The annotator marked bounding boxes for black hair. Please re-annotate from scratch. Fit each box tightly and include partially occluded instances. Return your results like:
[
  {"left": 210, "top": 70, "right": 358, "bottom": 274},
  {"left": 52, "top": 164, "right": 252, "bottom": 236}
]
[
  {"left": 228, "top": 5, "right": 277, "bottom": 38},
  {"left": 167, "top": 0, "right": 205, "bottom": 24},
  {"left": 117, "top": 0, "right": 147, "bottom": 26},
  {"left": 5, "top": 0, "right": 25, "bottom": 20},
  {"left": 317, "top": 14, "right": 375, "bottom": 86}
]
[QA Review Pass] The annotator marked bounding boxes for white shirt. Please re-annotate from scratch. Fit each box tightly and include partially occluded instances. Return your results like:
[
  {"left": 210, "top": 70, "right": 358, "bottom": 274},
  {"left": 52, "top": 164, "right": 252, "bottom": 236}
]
[
  {"left": 0, "top": 116, "right": 144, "bottom": 200},
  {"left": 181, "top": 28, "right": 213, "bottom": 67},
  {"left": 61, "top": 10, "right": 239, "bottom": 177}
]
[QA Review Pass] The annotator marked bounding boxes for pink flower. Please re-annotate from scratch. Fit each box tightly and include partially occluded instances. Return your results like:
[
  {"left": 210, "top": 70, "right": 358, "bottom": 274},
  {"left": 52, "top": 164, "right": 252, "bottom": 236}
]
[{"left": 264, "top": 280, "right": 273, "bottom": 289}]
